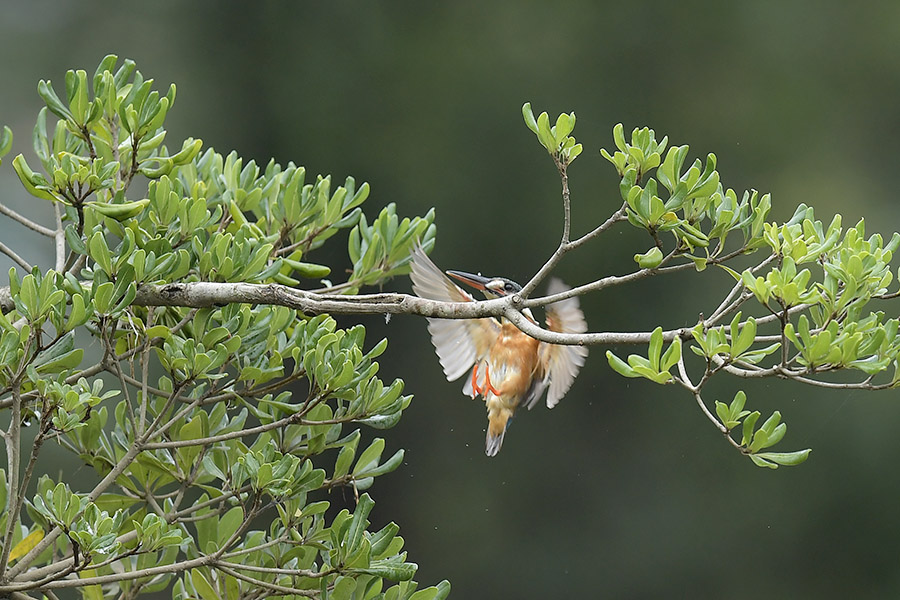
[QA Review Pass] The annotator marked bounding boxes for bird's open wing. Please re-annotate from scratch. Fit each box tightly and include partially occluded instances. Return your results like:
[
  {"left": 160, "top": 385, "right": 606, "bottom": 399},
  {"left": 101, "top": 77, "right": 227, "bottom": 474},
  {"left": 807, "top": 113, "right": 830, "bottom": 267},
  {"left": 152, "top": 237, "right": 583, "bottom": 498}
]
[
  {"left": 528, "top": 278, "right": 588, "bottom": 409},
  {"left": 409, "top": 245, "right": 499, "bottom": 383}
]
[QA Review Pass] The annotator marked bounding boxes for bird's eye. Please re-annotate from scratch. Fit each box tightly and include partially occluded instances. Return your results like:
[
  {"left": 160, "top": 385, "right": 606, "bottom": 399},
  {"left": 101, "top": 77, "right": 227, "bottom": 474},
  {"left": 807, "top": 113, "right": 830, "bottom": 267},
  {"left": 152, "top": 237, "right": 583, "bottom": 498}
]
[{"left": 505, "top": 283, "right": 515, "bottom": 292}]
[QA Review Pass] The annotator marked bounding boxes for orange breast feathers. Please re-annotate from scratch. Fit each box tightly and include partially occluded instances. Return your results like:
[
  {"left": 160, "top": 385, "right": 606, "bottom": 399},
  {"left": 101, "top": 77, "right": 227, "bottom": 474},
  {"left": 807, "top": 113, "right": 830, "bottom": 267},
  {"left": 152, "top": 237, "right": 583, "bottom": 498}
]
[{"left": 485, "top": 323, "right": 541, "bottom": 402}]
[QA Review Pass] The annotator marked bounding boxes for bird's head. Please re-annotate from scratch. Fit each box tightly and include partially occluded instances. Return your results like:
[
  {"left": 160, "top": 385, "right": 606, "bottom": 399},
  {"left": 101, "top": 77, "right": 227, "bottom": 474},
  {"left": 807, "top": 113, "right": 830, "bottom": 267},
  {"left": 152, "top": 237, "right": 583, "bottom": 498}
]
[{"left": 446, "top": 270, "right": 522, "bottom": 300}]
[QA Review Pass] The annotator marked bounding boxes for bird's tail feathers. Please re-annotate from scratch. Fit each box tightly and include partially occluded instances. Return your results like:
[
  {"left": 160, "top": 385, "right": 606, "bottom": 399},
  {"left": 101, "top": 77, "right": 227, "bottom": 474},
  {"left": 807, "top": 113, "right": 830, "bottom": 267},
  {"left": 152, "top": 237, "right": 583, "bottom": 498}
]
[
  {"left": 485, "top": 428, "right": 506, "bottom": 457},
  {"left": 485, "top": 413, "right": 512, "bottom": 457}
]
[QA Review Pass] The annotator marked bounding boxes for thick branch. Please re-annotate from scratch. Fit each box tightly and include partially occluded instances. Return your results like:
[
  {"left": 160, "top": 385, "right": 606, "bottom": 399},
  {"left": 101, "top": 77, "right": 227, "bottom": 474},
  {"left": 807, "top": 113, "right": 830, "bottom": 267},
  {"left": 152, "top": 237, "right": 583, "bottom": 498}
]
[
  {"left": 0, "top": 279, "right": 810, "bottom": 356},
  {"left": 127, "top": 281, "right": 702, "bottom": 346}
]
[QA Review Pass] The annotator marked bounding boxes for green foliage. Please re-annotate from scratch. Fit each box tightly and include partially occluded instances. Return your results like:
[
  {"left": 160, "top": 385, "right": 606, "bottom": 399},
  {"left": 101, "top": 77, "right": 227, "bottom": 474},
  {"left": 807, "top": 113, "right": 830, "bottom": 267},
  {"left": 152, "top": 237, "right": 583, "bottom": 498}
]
[
  {"left": 3, "top": 55, "right": 898, "bottom": 596},
  {"left": 522, "top": 102, "right": 582, "bottom": 165},
  {"left": 519, "top": 103, "right": 900, "bottom": 469},
  {"left": 348, "top": 204, "right": 436, "bottom": 292},
  {"left": 602, "top": 122, "right": 769, "bottom": 266},
  {"left": 690, "top": 314, "right": 780, "bottom": 365},
  {"left": 0, "top": 56, "right": 447, "bottom": 599},
  {"left": 606, "top": 327, "right": 681, "bottom": 384},
  {"left": 712, "top": 392, "right": 811, "bottom": 469}
]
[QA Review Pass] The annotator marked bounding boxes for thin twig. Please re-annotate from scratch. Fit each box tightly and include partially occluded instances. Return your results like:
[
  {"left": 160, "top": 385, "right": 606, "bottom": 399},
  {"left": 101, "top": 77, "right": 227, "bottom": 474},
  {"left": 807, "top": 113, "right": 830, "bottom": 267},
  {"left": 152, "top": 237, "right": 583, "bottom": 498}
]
[
  {"left": 142, "top": 393, "right": 326, "bottom": 449},
  {"left": 693, "top": 389, "right": 743, "bottom": 451},
  {"left": 0, "top": 386, "right": 23, "bottom": 577},
  {"left": 54, "top": 203, "right": 66, "bottom": 273},
  {"left": 213, "top": 563, "right": 318, "bottom": 598},
  {"left": 5, "top": 383, "right": 186, "bottom": 578},
  {"left": 704, "top": 252, "right": 781, "bottom": 328},
  {"left": 566, "top": 201, "right": 630, "bottom": 251},
  {"left": 220, "top": 533, "right": 288, "bottom": 559},
  {"left": 214, "top": 560, "right": 334, "bottom": 578},
  {"left": 0, "top": 241, "right": 33, "bottom": 271},
  {"left": 0, "top": 202, "right": 55, "bottom": 237},
  {"left": 523, "top": 248, "right": 680, "bottom": 307},
  {"left": 716, "top": 360, "right": 891, "bottom": 389},
  {"left": 1, "top": 555, "right": 215, "bottom": 592}
]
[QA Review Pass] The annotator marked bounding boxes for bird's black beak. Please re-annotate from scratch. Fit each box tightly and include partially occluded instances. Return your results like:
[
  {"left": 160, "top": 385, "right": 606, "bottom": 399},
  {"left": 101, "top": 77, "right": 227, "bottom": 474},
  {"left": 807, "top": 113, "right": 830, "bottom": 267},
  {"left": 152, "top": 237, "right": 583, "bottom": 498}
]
[{"left": 446, "top": 270, "right": 492, "bottom": 292}]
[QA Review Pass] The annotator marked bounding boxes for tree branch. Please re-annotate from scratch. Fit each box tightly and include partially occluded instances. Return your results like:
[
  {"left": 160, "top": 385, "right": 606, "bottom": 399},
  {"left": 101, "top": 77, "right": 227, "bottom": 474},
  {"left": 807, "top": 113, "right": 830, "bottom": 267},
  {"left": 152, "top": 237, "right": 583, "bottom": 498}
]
[
  {"left": 53, "top": 204, "right": 66, "bottom": 273},
  {"left": 0, "top": 241, "right": 33, "bottom": 271},
  {"left": 0, "top": 386, "right": 23, "bottom": 578},
  {"left": 0, "top": 279, "right": 811, "bottom": 367},
  {"left": 214, "top": 563, "right": 318, "bottom": 598},
  {"left": 520, "top": 199, "right": 629, "bottom": 298},
  {"left": 141, "top": 392, "right": 326, "bottom": 449},
  {"left": 0, "top": 202, "right": 55, "bottom": 238},
  {"left": 1, "top": 554, "right": 216, "bottom": 593},
  {"left": 4, "top": 382, "right": 186, "bottom": 579}
]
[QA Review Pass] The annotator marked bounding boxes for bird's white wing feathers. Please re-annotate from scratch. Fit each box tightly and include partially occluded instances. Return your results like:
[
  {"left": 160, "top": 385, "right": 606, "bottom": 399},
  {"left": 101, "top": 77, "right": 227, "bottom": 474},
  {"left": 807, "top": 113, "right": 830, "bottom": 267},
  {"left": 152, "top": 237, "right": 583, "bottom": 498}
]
[
  {"left": 411, "top": 246, "right": 587, "bottom": 407},
  {"left": 409, "top": 246, "right": 499, "bottom": 382},
  {"left": 534, "top": 278, "right": 588, "bottom": 409}
]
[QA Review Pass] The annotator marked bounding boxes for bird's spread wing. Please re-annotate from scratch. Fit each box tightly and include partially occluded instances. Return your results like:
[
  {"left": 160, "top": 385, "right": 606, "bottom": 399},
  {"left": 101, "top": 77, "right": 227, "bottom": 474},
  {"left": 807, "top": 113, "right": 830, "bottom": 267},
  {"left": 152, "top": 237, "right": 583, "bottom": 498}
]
[
  {"left": 526, "top": 278, "right": 588, "bottom": 409},
  {"left": 409, "top": 245, "right": 499, "bottom": 383}
]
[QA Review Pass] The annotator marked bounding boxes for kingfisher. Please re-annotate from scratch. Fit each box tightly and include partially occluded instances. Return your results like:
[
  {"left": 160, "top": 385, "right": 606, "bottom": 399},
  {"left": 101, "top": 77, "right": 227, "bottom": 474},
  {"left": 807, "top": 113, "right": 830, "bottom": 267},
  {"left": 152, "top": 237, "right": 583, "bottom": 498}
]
[{"left": 409, "top": 245, "right": 588, "bottom": 456}]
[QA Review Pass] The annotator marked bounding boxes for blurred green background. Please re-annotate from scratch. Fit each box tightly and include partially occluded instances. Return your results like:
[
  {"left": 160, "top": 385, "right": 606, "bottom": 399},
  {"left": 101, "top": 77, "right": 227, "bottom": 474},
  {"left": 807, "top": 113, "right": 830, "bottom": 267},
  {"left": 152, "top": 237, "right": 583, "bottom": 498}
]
[{"left": 4, "top": 1, "right": 900, "bottom": 597}]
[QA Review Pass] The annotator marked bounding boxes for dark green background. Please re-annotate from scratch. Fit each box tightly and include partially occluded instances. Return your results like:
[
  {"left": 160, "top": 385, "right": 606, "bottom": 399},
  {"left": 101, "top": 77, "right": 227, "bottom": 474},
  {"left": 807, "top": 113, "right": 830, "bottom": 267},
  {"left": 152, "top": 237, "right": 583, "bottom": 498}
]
[{"left": 3, "top": 2, "right": 900, "bottom": 598}]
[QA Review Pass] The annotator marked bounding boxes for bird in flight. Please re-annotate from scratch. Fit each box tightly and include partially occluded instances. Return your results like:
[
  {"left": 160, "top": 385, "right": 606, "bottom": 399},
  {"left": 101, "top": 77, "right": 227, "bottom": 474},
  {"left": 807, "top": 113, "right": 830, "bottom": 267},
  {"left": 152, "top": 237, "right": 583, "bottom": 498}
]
[{"left": 409, "top": 246, "right": 588, "bottom": 456}]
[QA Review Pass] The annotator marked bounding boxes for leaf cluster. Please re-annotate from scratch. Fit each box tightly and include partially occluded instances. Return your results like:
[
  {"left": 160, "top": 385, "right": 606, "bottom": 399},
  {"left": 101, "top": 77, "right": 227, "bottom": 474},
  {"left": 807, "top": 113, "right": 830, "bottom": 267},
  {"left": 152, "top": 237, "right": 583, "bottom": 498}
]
[
  {"left": 599, "top": 122, "right": 771, "bottom": 270},
  {"left": 0, "top": 56, "right": 447, "bottom": 599}
]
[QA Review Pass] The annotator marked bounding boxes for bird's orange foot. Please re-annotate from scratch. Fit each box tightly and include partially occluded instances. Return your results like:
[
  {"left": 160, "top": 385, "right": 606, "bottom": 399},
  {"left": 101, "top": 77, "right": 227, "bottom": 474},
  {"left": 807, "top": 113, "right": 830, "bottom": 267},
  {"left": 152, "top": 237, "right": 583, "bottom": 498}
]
[
  {"left": 472, "top": 363, "right": 502, "bottom": 397},
  {"left": 471, "top": 363, "right": 481, "bottom": 397},
  {"left": 483, "top": 365, "right": 502, "bottom": 396}
]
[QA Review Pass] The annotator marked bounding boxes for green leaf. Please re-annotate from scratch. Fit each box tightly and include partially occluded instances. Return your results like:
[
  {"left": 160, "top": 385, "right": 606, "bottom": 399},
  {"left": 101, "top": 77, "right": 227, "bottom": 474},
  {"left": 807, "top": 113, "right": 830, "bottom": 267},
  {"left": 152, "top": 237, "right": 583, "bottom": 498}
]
[
  {"left": 88, "top": 232, "right": 113, "bottom": 274},
  {"left": 606, "top": 350, "right": 639, "bottom": 378},
  {"left": 218, "top": 506, "right": 244, "bottom": 546},
  {"left": 346, "top": 493, "right": 375, "bottom": 553},
  {"left": 352, "top": 559, "right": 418, "bottom": 582},
  {"left": 0, "top": 126, "right": 12, "bottom": 160},
  {"left": 535, "top": 110, "right": 555, "bottom": 153},
  {"left": 748, "top": 429, "right": 769, "bottom": 453},
  {"left": 648, "top": 327, "right": 663, "bottom": 372},
  {"left": 189, "top": 568, "right": 222, "bottom": 600},
  {"left": 715, "top": 401, "right": 730, "bottom": 426},
  {"left": 612, "top": 123, "right": 626, "bottom": 152},
  {"left": 358, "top": 449, "right": 404, "bottom": 479},
  {"left": 354, "top": 438, "right": 386, "bottom": 476},
  {"left": 731, "top": 315, "right": 757, "bottom": 358},
  {"left": 659, "top": 337, "right": 681, "bottom": 374},
  {"left": 741, "top": 411, "right": 760, "bottom": 446},
  {"left": 37, "top": 79, "right": 73, "bottom": 120},
  {"left": 754, "top": 449, "right": 811, "bottom": 467},
  {"left": 32, "top": 332, "right": 83, "bottom": 374},
  {"left": 12, "top": 154, "right": 57, "bottom": 202},
  {"left": 634, "top": 246, "right": 663, "bottom": 268},
  {"left": 522, "top": 102, "right": 538, "bottom": 134},
  {"left": 759, "top": 411, "right": 782, "bottom": 435},
  {"left": 749, "top": 454, "right": 778, "bottom": 469}
]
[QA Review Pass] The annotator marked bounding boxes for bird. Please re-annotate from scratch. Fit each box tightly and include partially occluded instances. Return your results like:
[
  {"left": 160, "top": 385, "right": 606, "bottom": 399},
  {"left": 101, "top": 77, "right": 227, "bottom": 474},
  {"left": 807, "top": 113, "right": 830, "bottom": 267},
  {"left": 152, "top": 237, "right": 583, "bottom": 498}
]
[{"left": 409, "top": 245, "right": 588, "bottom": 456}]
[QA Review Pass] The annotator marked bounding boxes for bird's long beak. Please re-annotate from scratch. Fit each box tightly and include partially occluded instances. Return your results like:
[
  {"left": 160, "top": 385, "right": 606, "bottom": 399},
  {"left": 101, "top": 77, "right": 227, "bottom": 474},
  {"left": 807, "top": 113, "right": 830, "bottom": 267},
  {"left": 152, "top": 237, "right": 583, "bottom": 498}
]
[{"left": 446, "top": 270, "right": 491, "bottom": 292}]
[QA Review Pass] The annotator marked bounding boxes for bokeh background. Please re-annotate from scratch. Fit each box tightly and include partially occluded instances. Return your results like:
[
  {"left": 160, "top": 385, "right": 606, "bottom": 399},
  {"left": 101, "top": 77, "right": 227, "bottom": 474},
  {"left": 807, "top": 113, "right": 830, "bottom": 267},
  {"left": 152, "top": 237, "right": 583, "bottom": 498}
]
[{"left": 3, "top": 1, "right": 900, "bottom": 598}]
